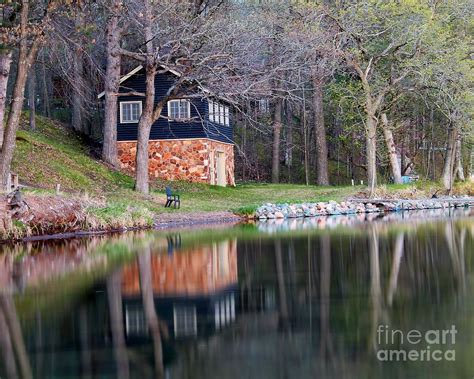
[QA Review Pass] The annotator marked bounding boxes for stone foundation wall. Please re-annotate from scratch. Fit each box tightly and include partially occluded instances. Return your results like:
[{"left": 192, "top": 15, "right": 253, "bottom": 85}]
[{"left": 117, "top": 139, "right": 235, "bottom": 186}]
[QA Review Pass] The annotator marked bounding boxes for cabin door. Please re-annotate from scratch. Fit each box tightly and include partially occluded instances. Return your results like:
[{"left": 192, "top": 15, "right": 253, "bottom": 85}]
[
  {"left": 209, "top": 151, "right": 216, "bottom": 185},
  {"left": 216, "top": 151, "right": 226, "bottom": 187}
]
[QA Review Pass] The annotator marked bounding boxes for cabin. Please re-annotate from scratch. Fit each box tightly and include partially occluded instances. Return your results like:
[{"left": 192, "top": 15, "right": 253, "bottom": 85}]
[
  {"left": 98, "top": 66, "right": 235, "bottom": 186},
  {"left": 121, "top": 239, "right": 238, "bottom": 339}
]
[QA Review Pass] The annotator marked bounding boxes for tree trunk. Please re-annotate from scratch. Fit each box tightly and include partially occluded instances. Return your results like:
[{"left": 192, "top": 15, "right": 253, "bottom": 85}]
[
  {"left": 27, "top": 67, "right": 36, "bottom": 131},
  {"left": 0, "top": 294, "right": 32, "bottom": 379},
  {"left": 134, "top": 1, "right": 157, "bottom": 194},
  {"left": 134, "top": 69, "right": 156, "bottom": 193},
  {"left": 442, "top": 126, "right": 457, "bottom": 191},
  {"left": 285, "top": 106, "right": 293, "bottom": 182},
  {"left": 454, "top": 134, "right": 465, "bottom": 181},
  {"left": 368, "top": 225, "right": 381, "bottom": 352},
  {"left": 78, "top": 306, "right": 92, "bottom": 379},
  {"left": 366, "top": 112, "right": 377, "bottom": 195},
  {"left": 0, "top": 9, "right": 39, "bottom": 190},
  {"left": 107, "top": 270, "right": 129, "bottom": 379},
  {"left": 312, "top": 77, "right": 329, "bottom": 185},
  {"left": 271, "top": 98, "right": 282, "bottom": 183},
  {"left": 71, "top": 50, "right": 84, "bottom": 134},
  {"left": 303, "top": 106, "right": 310, "bottom": 186},
  {"left": 381, "top": 113, "right": 402, "bottom": 184},
  {"left": 40, "top": 56, "right": 51, "bottom": 117},
  {"left": 319, "top": 234, "right": 333, "bottom": 359},
  {"left": 102, "top": 0, "right": 122, "bottom": 167},
  {"left": 0, "top": 49, "right": 12, "bottom": 146},
  {"left": 386, "top": 232, "right": 404, "bottom": 306},
  {"left": 0, "top": 308, "right": 17, "bottom": 379},
  {"left": 71, "top": 10, "right": 85, "bottom": 134},
  {"left": 138, "top": 247, "right": 164, "bottom": 378},
  {"left": 274, "top": 239, "right": 289, "bottom": 328},
  {"left": 469, "top": 148, "right": 474, "bottom": 181}
]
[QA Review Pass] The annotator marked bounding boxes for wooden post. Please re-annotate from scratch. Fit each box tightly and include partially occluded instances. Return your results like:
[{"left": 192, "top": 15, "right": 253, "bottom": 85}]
[
  {"left": 55, "top": 183, "right": 61, "bottom": 195},
  {"left": 6, "top": 174, "right": 11, "bottom": 192},
  {"left": 12, "top": 174, "right": 18, "bottom": 189}
]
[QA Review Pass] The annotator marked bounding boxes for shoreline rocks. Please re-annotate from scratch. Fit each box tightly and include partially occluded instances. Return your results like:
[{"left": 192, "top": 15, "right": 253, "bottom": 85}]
[{"left": 254, "top": 198, "right": 474, "bottom": 220}]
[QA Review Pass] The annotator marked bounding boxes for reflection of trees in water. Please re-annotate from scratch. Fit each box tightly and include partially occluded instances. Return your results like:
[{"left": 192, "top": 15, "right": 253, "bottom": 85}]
[
  {"left": 1, "top": 219, "right": 472, "bottom": 378},
  {"left": 228, "top": 220, "right": 472, "bottom": 378},
  {"left": 107, "top": 270, "right": 129, "bottom": 379},
  {"left": 0, "top": 294, "right": 32, "bottom": 379},
  {"left": 274, "top": 239, "right": 289, "bottom": 329},
  {"left": 445, "top": 221, "right": 466, "bottom": 291},
  {"left": 137, "top": 244, "right": 168, "bottom": 379}
]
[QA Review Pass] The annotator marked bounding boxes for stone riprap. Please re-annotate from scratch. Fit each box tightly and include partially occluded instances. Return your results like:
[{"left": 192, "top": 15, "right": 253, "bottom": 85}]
[
  {"left": 256, "top": 207, "right": 474, "bottom": 234},
  {"left": 254, "top": 198, "right": 474, "bottom": 220}
]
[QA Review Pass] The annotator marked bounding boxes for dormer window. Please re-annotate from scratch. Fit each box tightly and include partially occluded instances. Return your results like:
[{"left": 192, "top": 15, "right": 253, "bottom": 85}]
[
  {"left": 120, "top": 101, "right": 142, "bottom": 123},
  {"left": 168, "top": 99, "right": 191, "bottom": 120},
  {"left": 208, "top": 100, "right": 230, "bottom": 126}
]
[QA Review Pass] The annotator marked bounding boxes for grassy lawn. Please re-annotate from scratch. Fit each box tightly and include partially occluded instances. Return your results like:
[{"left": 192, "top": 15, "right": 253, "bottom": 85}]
[{"left": 147, "top": 183, "right": 359, "bottom": 214}]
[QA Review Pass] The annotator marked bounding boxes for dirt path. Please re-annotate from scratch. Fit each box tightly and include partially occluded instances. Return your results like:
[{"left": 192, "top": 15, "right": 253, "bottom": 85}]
[{"left": 154, "top": 211, "right": 242, "bottom": 228}]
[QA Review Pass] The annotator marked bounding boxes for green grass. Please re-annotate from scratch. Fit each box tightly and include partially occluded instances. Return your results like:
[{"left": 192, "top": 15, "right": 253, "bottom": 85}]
[
  {"left": 13, "top": 114, "right": 135, "bottom": 193},
  {"left": 161, "top": 183, "right": 358, "bottom": 214}
]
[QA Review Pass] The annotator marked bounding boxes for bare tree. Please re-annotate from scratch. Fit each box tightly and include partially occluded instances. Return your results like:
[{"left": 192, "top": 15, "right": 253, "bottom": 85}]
[
  {"left": 27, "top": 66, "right": 36, "bottom": 130},
  {"left": 271, "top": 98, "right": 283, "bottom": 183},
  {"left": 102, "top": 0, "right": 124, "bottom": 167},
  {"left": 71, "top": 7, "right": 85, "bottom": 134},
  {"left": 381, "top": 113, "right": 402, "bottom": 184},
  {"left": 313, "top": 76, "right": 329, "bottom": 185},
  {"left": 0, "top": 49, "right": 12, "bottom": 145},
  {"left": 0, "top": 1, "right": 42, "bottom": 190}
]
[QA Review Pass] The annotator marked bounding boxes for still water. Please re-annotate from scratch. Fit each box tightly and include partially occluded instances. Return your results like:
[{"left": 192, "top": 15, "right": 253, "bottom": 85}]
[{"left": 1, "top": 209, "right": 474, "bottom": 378}]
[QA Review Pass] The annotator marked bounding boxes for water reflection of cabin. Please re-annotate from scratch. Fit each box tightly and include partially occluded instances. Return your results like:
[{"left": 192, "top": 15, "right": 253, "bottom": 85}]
[{"left": 121, "top": 239, "right": 238, "bottom": 339}]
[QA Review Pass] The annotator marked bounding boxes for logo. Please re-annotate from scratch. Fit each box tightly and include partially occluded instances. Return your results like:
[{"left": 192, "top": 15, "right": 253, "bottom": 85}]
[{"left": 376, "top": 324, "right": 457, "bottom": 362}]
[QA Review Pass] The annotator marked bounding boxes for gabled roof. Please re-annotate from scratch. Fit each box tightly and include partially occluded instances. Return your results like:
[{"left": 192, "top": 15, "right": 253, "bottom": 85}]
[
  {"left": 97, "top": 65, "right": 182, "bottom": 99},
  {"left": 97, "top": 64, "right": 235, "bottom": 105}
]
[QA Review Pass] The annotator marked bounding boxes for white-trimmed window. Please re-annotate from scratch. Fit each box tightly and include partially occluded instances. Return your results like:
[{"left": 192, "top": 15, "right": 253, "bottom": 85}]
[
  {"left": 208, "top": 100, "right": 216, "bottom": 123},
  {"left": 224, "top": 106, "right": 230, "bottom": 126},
  {"left": 208, "top": 100, "right": 230, "bottom": 126},
  {"left": 168, "top": 99, "right": 191, "bottom": 120},
  {"left": 125, "top": 305, "right": 148, "bottom": 337},
  {"left": 173, "top": 305, "right": 197, "bottom": 337},
  {"left": 120, "top": 101, "right": 142, "bottom": 123},
  {"left": 218, "top": 103, "right": 224, "bottom": 125}
]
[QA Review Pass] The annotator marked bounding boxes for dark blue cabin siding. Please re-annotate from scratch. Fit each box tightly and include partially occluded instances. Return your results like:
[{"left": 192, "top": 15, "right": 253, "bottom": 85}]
[{"left": 116, "top": 69, "right": 233, "bottom": 144}]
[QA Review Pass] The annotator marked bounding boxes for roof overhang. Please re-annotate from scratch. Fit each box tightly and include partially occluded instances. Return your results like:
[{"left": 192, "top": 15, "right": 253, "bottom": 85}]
[
  {"left": 97, "top": 65, "right": 181, "bottom": 99},
  {"left": 97, "top": 64, "right": 235, "bottom": 106}
]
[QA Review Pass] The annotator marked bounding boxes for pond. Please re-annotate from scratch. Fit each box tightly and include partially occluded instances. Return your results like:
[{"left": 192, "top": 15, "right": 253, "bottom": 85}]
[{"left": 1, "top": 208, "right": 474, "bottom": 378}]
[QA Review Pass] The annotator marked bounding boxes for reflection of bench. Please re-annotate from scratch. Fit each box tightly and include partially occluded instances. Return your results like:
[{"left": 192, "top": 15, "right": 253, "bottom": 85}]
[
  {"left": 401, "top": 175, "right": 419, "bottom": 184},
  {"left": 165, "top": 186, "right": 180, "bottom": 209}
]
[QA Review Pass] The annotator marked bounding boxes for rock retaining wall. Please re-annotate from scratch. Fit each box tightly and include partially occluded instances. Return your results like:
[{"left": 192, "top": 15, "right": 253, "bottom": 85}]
[{"left": 254, "top": 199, "right": 474, "bottom": 220}]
